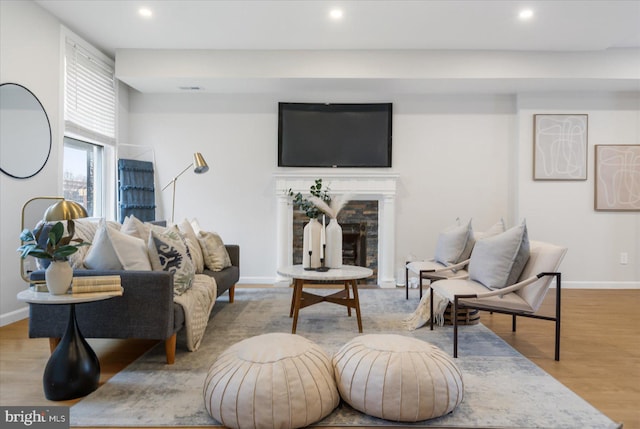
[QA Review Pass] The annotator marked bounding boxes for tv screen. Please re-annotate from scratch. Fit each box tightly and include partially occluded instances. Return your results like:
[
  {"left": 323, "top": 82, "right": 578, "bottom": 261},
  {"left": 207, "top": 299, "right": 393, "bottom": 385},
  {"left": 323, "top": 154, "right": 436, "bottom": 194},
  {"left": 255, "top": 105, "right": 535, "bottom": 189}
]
[{"left": 278, "top": 102, "right": 392, "bottom": 168}]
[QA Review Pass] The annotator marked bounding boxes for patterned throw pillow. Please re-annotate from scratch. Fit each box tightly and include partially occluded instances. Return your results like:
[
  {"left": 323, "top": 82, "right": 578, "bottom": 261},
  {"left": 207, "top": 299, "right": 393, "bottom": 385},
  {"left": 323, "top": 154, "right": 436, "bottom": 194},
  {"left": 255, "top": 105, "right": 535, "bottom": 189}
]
[
  {"left": 148, "top": 227, "right": 195, "bottom": 295},
  {"left": 198, "top": 230, "right": 232, "bottom": 272},
  {"left": 178, "top": 219, "right": 205, "bottom": 274}
]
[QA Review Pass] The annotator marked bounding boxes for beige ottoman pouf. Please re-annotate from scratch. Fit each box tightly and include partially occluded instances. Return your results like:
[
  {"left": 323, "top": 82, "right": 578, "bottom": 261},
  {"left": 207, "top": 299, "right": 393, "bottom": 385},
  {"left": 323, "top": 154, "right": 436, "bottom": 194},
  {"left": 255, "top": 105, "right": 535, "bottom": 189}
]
[
  {"left": 332, "top": 334, "right": 463, "bottom": 422},
  {"left": 203, "top": 333, "right": 339, "bottom": 429}
]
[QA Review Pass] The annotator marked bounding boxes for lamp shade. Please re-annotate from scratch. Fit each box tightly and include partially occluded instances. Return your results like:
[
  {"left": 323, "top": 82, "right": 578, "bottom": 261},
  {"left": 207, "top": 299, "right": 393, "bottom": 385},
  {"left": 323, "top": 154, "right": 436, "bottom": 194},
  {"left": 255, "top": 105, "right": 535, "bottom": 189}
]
[
  {"left": 43, "top": 200, "right": 88, "bottom": 221},
  {"left": 193, "top": 152, "right": 209, "bottom": 174}
]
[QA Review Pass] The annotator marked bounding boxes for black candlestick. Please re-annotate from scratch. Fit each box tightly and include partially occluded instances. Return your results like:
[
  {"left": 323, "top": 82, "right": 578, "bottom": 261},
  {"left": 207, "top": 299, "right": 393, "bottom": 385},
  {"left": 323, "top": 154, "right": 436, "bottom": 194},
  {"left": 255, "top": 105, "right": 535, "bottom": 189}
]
[{"left": 304, "top": 250, "right": 314, "bottom": 270}]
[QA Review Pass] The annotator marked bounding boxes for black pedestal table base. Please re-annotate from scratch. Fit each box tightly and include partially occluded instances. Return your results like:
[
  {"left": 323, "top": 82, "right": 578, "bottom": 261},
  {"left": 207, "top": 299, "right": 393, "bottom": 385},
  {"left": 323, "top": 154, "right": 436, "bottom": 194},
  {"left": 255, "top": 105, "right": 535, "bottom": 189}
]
[{"left": 43, "top": 304, "right": 100, "bottom": 401}]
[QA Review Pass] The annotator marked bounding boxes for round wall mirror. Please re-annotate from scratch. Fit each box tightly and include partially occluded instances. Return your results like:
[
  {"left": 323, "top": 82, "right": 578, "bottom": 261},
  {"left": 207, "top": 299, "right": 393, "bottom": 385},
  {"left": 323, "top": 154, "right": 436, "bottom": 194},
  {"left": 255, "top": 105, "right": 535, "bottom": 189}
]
[{"left": 0, "top": 83, "right": 52, "bottom": 179}]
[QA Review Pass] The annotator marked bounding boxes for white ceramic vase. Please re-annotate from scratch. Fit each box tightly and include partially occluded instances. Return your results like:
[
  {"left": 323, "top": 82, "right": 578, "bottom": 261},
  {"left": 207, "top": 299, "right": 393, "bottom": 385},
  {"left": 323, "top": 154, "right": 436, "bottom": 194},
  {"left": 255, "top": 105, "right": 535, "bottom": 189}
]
[
  {"left": 302, "top": 218, "right": 322, "bottom": 269},
  {"left": 45, "top": 260, "right": 73, "bottom": 295},
  {"left": 325, "top": 218, "right": 343, "bottom": 269}
]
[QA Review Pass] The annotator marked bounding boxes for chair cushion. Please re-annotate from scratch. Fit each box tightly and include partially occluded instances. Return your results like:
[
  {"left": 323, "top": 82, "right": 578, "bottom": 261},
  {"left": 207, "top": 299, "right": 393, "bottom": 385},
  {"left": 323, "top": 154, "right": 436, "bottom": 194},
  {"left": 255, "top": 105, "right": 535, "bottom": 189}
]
[
  {"left": 468, "top": 221, "right": 530, "bottom": 289},
  {"left": 434, "top": 219, "right": 474, "bottom": 266},
  {"left": 406, "top": 260, "right": 468, "bottom": 279},
  {"left": 515, "top": 240, "right": 568, "bottom": 311},
  {"left": 333, "top": 334, "right": 464, "bottom": 422},
  {"left": 432, "top": 278, "right": 534, "bottom": 313}
]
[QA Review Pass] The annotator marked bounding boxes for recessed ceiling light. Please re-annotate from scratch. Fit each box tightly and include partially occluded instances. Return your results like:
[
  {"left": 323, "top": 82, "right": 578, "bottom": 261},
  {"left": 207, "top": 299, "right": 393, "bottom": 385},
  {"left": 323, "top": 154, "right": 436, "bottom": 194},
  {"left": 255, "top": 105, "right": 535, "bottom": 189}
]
[
  {"left": 518, "top": 9, "right": 534, "bottom": 20},
  {"left": 329, "top": 9, "right": 344, "bottom": 20},
  {"left": 138, "top": 7, "right": 153, "bottom": 18}
]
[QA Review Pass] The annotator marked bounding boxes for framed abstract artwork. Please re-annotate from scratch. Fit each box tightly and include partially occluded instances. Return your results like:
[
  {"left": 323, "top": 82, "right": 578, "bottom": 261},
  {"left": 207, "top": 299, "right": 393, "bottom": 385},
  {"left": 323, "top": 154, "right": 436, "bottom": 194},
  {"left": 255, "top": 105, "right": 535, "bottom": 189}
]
[
  {"left": 533, "top": 114, "right": 588, "bottom": 180},
  {"left": 594, "top": 145, "right": 640, "bottom": 211}
]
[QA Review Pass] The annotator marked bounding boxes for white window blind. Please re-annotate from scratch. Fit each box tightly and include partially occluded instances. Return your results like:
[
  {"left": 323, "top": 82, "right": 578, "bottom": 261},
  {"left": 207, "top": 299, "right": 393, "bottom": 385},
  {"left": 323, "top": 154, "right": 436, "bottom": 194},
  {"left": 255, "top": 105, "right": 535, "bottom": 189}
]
[{"left": 64, "top": 38, "right": 115, "bottom": 146}]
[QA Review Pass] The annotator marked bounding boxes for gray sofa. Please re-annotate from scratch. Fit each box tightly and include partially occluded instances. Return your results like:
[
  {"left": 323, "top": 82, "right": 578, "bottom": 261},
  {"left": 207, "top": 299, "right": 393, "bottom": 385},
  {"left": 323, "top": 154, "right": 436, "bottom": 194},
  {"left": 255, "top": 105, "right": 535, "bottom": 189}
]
[{"left": 27, "top": 244, "right": 239, "bottom": 364}]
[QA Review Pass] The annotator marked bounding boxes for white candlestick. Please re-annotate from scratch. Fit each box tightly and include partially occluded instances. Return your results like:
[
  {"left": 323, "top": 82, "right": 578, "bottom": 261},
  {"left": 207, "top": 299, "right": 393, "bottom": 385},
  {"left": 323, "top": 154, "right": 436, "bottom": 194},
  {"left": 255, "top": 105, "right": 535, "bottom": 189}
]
[
  {"left": 321, "top": 215, "right": 326, "bottom": 245},
  {"left": 309, "top": 221, "right": 313, "bottom": 251},
  {"left": 321, "top": 215, "right": 326, "bottom": 259}
]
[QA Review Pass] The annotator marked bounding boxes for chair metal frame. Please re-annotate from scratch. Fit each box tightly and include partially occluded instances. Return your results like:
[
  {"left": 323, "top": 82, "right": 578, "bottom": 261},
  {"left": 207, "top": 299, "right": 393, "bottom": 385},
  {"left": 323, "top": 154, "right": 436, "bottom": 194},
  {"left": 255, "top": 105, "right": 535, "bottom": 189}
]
[{"left": 430, "top": 272, "right": 562, "bottom": 361}]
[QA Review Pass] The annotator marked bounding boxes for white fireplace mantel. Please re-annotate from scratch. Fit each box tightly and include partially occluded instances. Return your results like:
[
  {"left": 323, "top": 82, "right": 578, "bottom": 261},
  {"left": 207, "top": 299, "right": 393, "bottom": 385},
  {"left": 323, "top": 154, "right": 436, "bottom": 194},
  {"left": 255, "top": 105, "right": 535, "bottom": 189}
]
[{"left": 274, "top": 172, "right": 399, "bottom": 288}]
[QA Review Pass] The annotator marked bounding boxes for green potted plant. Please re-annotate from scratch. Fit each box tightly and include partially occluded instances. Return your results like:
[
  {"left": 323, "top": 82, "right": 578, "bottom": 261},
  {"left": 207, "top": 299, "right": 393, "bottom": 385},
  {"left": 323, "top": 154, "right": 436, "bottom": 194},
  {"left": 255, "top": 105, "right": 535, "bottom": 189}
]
[
  {"left": 287, "top": 178, "right": 331, "bottom": 219},
  {"left": 18, "top": 220, "right": 89, "bottom": 294},
  {"left": 286, "top": 179, "right": 334, "bottom": 269}
]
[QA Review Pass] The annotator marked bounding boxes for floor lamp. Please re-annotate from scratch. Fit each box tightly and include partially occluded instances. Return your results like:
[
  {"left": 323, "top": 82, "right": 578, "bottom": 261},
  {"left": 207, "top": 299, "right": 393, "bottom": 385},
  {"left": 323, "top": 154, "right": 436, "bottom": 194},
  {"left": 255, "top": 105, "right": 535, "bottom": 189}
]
[{"left": 162, "top": 152, "right": 209, "bottom": 223}]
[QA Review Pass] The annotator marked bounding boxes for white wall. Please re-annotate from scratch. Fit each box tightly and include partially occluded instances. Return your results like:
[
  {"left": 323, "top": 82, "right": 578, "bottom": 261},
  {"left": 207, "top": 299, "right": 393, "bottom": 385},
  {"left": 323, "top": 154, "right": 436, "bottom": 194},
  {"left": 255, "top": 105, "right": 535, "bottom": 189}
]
[
  {"left": 517, "top": 92, "right": 640, "bottom": 287},
  {"left": 128, "top": 90, "right": 639, "bottom": 288},
  {"left": 0, "top": 0, "right": 62, "bottom": 325}
]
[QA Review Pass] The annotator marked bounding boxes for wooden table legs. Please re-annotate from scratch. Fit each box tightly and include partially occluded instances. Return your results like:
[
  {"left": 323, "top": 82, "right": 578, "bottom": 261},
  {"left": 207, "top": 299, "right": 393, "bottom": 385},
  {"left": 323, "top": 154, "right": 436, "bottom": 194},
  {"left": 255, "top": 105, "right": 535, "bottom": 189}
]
[{"left": 289, "top": 279, "right": 363, "bottom": 334}]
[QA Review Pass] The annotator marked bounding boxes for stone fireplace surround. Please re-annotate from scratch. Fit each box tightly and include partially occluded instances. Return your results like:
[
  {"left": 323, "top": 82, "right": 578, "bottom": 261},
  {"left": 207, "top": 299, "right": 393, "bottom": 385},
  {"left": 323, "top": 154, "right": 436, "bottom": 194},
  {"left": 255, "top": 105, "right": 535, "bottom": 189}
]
[{"left": 274, "top": 172, "right": 399, "bottom": 288}]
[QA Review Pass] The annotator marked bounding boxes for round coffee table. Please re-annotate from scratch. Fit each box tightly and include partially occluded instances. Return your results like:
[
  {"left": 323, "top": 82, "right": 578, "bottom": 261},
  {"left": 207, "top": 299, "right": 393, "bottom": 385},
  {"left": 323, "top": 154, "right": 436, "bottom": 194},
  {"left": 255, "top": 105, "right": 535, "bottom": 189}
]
[
  {"left": 17, "top": 288, "right": 122, "bottom": 401},
  {"left": 277, "top": 265, "right": 373, "bottom": 334}
]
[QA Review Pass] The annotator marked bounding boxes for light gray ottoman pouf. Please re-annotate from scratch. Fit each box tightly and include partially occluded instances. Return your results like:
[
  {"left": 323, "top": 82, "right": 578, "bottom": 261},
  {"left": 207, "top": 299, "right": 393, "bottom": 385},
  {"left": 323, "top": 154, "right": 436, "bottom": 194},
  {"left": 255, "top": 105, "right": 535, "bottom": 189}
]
[
  {"left": 203, "top": 333, "right": 339, "bottom": 429},
  {"left": 333, "top": 334, "right": 464, "bottom": 422}
]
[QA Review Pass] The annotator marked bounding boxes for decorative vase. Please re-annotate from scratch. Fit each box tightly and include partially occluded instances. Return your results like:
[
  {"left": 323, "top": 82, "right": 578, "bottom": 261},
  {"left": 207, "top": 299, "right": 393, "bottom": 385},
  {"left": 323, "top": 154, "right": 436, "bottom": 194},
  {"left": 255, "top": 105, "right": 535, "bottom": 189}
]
[
  {"left": 45, "top": 260, "right": 73, "bottom": 295},
  {"left": 325, "top": 218, "right": 343, "bottom": 269},
  {"left": 302, "top": 218, "right": 322, "bottom": 269}
]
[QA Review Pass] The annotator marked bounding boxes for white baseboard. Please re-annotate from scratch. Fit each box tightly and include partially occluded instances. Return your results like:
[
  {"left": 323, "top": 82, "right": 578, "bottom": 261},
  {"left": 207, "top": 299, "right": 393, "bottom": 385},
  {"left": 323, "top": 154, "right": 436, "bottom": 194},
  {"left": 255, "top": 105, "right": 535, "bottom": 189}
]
[
  {"left": 240, "top": 276, "right": 286, "bottom": 285},
  {"left": 560, "top": 281, "right": 639, "bottom": 289},
  {"left": 0, "top": 306, "right": 28, "bottom": 327}
]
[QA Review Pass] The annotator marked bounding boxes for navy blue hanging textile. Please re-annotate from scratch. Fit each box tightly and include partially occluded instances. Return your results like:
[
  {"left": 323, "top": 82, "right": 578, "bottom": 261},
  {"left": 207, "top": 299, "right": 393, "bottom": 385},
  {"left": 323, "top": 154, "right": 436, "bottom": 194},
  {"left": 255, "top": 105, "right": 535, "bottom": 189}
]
[{"left": 118, "top": 159, "right": 156, "bottom": 222}]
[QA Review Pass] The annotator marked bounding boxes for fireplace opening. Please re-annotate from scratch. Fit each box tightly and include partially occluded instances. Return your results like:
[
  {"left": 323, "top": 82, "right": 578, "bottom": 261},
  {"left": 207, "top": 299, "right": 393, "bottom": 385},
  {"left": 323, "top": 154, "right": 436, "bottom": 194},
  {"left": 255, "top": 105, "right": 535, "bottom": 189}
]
[
  {"left": 292, "top": 200, "right": 378, "bottom": 284},
  {"left": 341, "top": 223, "right": 366, "bottom": 267}
]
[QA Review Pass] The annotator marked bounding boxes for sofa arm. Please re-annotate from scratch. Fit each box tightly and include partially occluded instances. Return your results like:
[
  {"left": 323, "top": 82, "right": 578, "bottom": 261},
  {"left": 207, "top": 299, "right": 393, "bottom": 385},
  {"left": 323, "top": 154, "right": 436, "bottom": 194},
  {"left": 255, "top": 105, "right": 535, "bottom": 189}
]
[
  {"left": 225, "top": 245, "right": 240, "bottom": 269},
  {"left": 28, "top": 270, "right": 176, "bottom": 341}
]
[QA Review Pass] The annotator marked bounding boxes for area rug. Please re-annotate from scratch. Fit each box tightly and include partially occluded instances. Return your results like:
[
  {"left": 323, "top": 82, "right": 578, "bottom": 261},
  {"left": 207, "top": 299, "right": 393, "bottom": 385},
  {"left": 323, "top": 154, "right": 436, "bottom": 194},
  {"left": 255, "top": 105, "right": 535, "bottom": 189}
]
[{"left": 71, "top": 288, "right": 619, "bottom": 428}]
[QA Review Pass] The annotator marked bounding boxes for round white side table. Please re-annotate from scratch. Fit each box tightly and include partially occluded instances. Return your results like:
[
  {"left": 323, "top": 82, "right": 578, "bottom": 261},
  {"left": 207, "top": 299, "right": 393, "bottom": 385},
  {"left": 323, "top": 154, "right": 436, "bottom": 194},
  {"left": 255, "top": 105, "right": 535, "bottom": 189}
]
[{"left": 17, "top": 288, "right": 122, "bottom": 401}]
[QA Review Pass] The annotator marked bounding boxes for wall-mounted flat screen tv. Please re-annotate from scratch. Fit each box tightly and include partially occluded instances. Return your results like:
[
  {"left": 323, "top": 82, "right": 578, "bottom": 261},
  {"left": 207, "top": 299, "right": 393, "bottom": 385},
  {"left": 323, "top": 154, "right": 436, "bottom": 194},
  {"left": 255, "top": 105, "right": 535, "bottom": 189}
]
[{"left": 278, "top": 102, "right": 392, "bottom": 168}]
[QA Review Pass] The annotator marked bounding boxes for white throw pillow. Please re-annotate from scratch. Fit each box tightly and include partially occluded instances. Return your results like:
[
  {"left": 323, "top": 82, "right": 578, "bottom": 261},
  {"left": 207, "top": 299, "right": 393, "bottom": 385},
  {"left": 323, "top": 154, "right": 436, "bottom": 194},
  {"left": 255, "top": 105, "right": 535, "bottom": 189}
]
[
  {"left": 84, "top": 220, "right": 124, "bottom": 270},
  {"left": 190, "top": 217, "right": 202, "bottom": 235},
  {"left": 475, "top": 218, "right": 506, "bottom": 240},
  {"left": 84, "top": 220, "right": 151, "bottom": 271},
  {"left": 198, "top": 230, "right": 232, "bottom": 272},
  {"left": 148, "top": 226, "right": 195, "bottom": 295},
  {"left": 468, "top": 221, "right": 530, "bottom": 289},
  {"left": 120, "top": 215, "right": 143, "bottom": 239},
  {"left": 434, "top": 219, "right": 474, "bottom": 266},
  {"left": 120, "top": 214, "right": 155, "bottom": 240}
]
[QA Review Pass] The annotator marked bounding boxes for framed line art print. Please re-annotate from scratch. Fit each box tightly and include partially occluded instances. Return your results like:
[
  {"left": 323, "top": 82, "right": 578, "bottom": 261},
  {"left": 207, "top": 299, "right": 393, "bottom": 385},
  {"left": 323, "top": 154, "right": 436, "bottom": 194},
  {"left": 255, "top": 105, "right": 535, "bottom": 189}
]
[
  {"left": 533, "top": 114, "right": 588, "bottom": 180},
  {"left": 594, "top": 145, "right": 640, "bottom": 211}
]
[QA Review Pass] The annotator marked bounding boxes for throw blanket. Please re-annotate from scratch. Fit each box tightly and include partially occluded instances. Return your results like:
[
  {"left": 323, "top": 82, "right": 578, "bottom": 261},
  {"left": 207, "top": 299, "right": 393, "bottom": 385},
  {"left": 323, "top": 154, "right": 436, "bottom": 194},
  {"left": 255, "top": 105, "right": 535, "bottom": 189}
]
[
  {"left": 174, "top": 274, "right": 217, "bottom": 351},
  {"left": 402, "top": 291, "right": 449, "bottom": 331}
]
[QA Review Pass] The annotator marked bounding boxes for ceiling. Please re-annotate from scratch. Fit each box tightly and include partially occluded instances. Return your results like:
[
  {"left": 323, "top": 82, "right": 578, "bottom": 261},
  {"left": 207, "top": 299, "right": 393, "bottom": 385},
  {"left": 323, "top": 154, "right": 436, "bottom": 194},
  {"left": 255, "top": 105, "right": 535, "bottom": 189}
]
[
  {"left": 33, "top": 0, "right": 640, "bottom": 94},
  {"left": 35, "top": 0, "right": 640, "bottom": 57}
]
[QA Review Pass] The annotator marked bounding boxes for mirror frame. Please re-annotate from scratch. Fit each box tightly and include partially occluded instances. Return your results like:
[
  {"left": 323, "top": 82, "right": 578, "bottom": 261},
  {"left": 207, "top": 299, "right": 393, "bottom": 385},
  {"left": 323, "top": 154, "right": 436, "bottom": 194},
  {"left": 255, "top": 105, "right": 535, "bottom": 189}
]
[{"left": 0, "top": 82, "right": 52, "bottom": 179}]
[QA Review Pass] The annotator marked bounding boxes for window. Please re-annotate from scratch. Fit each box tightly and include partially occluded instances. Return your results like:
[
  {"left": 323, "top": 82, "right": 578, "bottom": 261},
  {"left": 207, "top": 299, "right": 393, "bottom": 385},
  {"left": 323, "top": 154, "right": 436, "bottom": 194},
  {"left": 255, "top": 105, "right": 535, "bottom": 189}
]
[
  {"left": 63, "top": 34, "right": 115, "bottom": 218},
  {"left": 63, "top": 137, "right": 103, "bottom": 217}
]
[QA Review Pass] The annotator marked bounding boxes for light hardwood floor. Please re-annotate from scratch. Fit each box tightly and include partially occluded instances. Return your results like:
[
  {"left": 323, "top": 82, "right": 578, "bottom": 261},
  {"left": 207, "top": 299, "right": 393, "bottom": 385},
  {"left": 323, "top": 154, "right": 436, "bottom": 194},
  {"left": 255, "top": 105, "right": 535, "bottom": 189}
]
[{"left": 1, "top": 288, "right": 638, "bottom": 428}]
